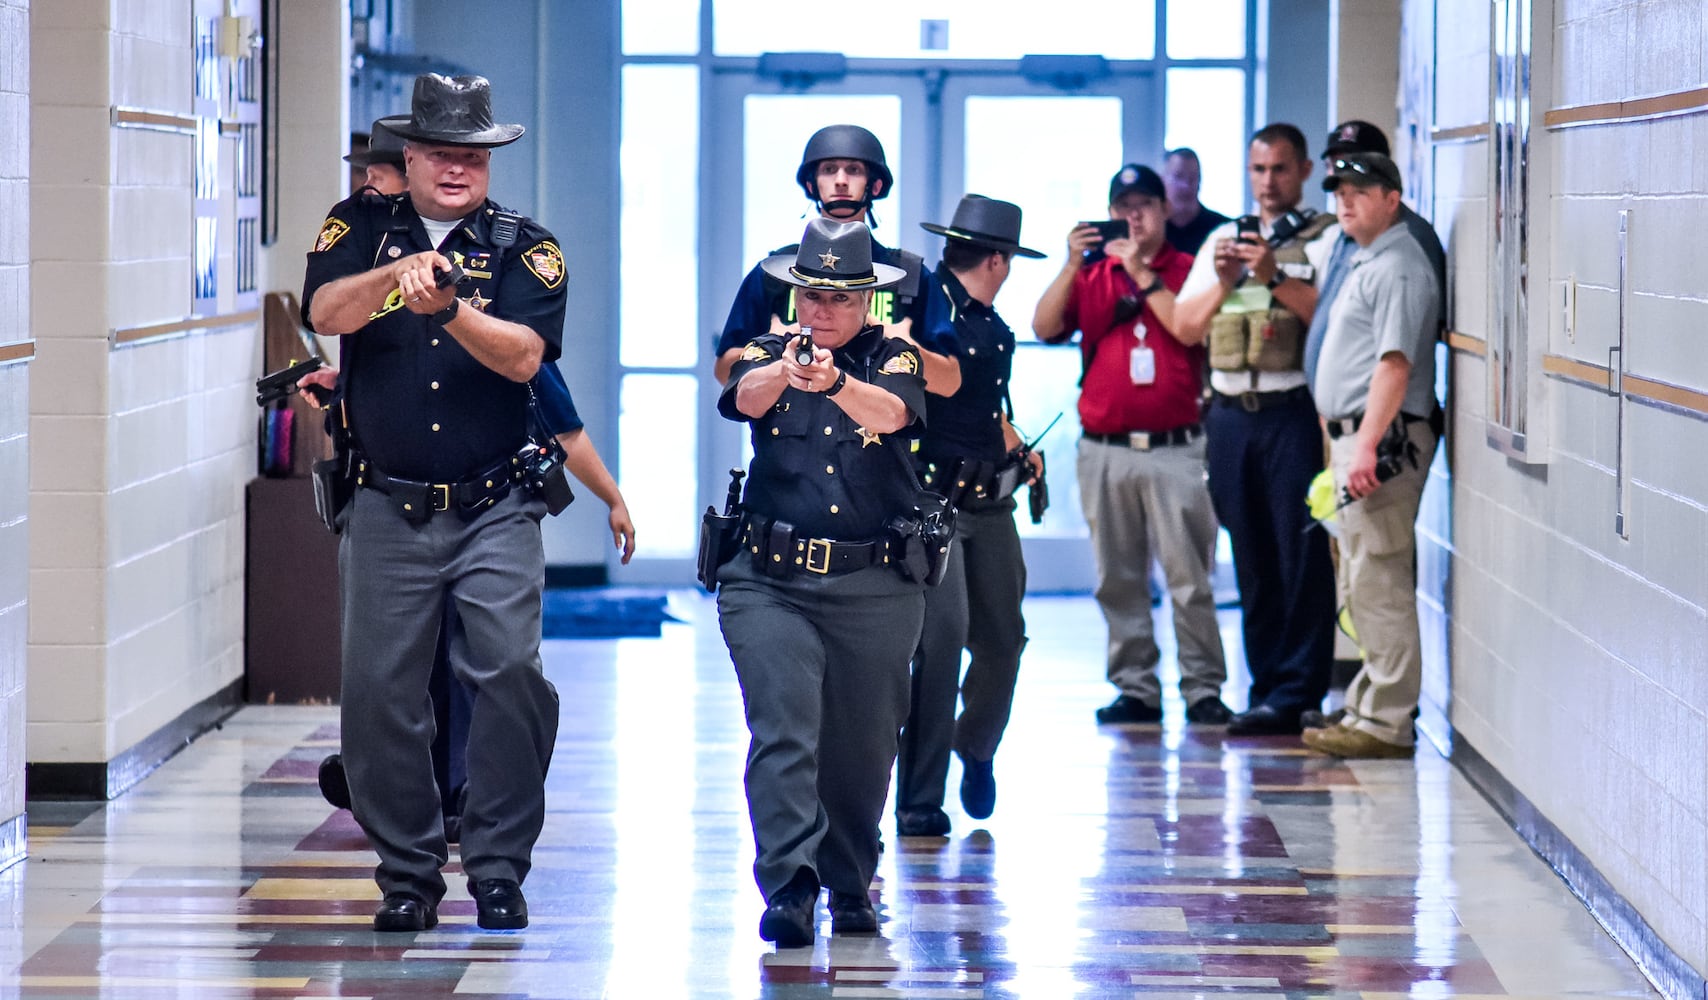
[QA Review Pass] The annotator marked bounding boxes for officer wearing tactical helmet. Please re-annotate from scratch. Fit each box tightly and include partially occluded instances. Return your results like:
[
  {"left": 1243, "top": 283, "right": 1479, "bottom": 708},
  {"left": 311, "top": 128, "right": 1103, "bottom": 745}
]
[{"left": 713, "top": 124, "right": 958, "bottom": 390}]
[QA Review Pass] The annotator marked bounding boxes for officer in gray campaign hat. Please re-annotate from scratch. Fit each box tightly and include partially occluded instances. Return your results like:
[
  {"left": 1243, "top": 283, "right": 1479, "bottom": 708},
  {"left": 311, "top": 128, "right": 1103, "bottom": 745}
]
[
  {"left": 713, "top": 216, "right": 936, "bottom": 949},
  {"left": 896, "top": 195, "right": 1043, "bottom": 839}
]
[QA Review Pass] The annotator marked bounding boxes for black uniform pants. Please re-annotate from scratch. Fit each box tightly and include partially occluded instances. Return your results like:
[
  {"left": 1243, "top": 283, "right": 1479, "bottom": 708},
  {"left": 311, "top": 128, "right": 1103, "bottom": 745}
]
[
  {"left": 896, "top": 500, "right": 1027, "bottom": 813},
  {"left": 339, "top": 487, "right": 559, "bottom": 905},
  {"left": 716, "top": 554, "right": 924, "bottom": 900},
  {"left": 1204, "top": 393, "right": 1335, "bottom": 715}
]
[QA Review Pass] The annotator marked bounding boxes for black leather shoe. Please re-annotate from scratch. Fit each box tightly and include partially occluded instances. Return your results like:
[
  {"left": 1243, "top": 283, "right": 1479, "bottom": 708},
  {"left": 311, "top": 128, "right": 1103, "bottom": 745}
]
[
  {"left": 1299, "top": 707, "right": 1346, "bottom": 730},
  {"left": 828, "top": 890, "right": 878, "bottom": 934},
  {"left": 1227, "top": 704, "right": 1302, "bottom": 735},
  {"left": 758, "top": 872, "right": 818, "bottom": 948},
  {"left": 318, "top": 754, "right": 352, "bottom": 810},
  {"left": 896, "top": 807, "right": 951, "bottom": 837},
  {"left": 1185, "top": 696, "right": 1232, "bottom": 725},
  {"left": 959, "top": 756, "right": 996, "bottom": 820},
  {"left": 373, "top": 893, "right": 437, "bottom": 932},
  {"left": 1095, "top": 694, "right": 1162, "bottom": 724},
  {"left": 471, "top": 878, "right": 528, "bottom": 930}
]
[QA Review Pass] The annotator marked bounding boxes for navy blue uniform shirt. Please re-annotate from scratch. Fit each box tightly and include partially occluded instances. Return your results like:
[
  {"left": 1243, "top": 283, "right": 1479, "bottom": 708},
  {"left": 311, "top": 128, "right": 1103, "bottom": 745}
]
[
  {"left": 533, "top": 362, "right": 583, "bottom": 436},
  {"left": 717, "top": 235, "right": 956, "bottom": 358},
  {"left": 919, "top": 266, "right": 1013, "bottom": 466},
  {"left": 719, "top": 327, "right": 927, "bottom": 540},
  {"left": 302, "top": 192, "right": 567, "bottom": 482}
]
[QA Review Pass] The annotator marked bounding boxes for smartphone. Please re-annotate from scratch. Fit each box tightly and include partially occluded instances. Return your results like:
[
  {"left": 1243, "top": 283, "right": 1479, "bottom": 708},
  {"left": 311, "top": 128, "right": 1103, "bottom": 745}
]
[
  {"left": 1081, "top": 219, "right": 1129, "bottom": 261},
  {"left": 1234, "top": 214, "right": 1262, "bottom": 246}
]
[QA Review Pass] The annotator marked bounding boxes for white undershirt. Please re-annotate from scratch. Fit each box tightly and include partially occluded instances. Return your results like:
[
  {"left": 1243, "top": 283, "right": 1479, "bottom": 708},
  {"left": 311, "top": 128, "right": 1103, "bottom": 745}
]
[{"left": 421, "top": 217, "right": 458, "bottom": 250}]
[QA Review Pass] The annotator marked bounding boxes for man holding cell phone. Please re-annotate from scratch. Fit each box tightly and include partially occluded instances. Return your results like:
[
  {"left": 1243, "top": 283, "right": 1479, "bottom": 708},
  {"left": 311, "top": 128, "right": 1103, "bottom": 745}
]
[{"left": 1033, "top": 164, "right": 1230, "bottom": 730}]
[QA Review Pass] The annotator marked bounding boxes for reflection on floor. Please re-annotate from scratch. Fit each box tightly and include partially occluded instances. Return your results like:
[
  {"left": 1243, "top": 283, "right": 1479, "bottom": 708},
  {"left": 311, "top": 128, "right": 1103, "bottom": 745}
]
[{"left": 0, "top": 595, "right": 1660, "bottom": 998}]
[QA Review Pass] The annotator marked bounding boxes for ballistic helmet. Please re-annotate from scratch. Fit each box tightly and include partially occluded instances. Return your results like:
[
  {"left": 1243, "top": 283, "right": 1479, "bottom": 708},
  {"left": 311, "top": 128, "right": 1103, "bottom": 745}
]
[{"left": 795, "top": 124, "right": 894, "bottom": 203}]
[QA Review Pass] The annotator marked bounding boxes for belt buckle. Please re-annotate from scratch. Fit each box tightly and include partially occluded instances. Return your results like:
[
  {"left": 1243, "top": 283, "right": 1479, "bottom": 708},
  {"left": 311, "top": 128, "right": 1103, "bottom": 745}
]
[
  {"left": 804, "top": 538, "right": 832, "bottom": 574},
  {"left": 1128, "top": 431, "right": 1153, "bottom": 451},
  {"left": 1239, "top": 391, "right": 1261, "bottom": 413},
  {"left": 431, "top": 484, "right": 451, "bottom": 512}
]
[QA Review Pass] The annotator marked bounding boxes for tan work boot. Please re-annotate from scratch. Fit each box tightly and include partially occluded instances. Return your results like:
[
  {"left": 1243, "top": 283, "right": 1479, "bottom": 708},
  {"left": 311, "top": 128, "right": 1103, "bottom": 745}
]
[{"left": 1301, "top": 724, "right": 1413, "bottom": 759}]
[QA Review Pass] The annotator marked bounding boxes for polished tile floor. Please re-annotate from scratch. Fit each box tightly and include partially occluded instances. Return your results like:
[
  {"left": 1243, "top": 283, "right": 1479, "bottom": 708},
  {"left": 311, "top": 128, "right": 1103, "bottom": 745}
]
[{"left": 0, "top": 594, "right": 1661, "bottom": 998}]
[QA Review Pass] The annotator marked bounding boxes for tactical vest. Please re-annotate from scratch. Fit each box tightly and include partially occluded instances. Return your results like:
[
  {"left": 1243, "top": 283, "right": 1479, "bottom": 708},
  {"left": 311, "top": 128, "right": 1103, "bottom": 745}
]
[{"left": 1208, "top": 212, "right": 1337, "bottom": 374}]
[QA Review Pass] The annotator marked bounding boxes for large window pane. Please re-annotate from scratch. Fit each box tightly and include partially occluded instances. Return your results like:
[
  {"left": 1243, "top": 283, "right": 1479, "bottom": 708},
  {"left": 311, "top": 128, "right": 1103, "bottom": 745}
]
[
  {"left": 962, "top": 95, "right": 1123, "bottom": 540},
  {"left": 622, "top": 0, "right": 700, "bottom": 55},
  {"left": 619, "top": 374, "right": 699, "bottom": 558},
  {"left": 1166, "top": 0, "right": 1246, "bottom": 59},
  {"left": 1164, "top": 68, "right": 1247, "bottom": 218},
  {"left": 620, "top": 65, "right": 699, "bottom": 369},
  {"left": 742, "top": 94, "right": 901, "bottom": 269},
  {"left": 714, "top": 1, "right": 1154, "bottom": 59}
]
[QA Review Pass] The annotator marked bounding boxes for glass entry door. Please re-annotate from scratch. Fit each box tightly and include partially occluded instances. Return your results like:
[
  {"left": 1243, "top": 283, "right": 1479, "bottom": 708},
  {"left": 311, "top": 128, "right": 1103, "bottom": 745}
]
[{"left": 701, "top": 68, "right": 1156, "bottom": 591}]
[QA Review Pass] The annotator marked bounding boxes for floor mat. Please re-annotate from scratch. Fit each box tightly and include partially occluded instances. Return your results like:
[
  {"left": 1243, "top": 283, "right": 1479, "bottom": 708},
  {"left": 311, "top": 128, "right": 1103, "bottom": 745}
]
[{"left": 541, "top": 588, "right": 678, "bottom": 639}]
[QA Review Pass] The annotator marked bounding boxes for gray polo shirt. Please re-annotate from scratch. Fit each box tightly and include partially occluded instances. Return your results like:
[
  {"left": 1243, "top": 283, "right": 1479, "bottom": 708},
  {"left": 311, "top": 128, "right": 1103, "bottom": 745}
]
[{"left": 1312, "top": 222, "right": 1439, "bottom": 421}]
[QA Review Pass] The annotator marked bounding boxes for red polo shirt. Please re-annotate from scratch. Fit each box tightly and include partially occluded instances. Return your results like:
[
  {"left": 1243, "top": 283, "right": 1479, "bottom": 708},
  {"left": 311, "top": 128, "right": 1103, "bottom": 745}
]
[{"left": 1061, "top": 243, "right": 1202, "bottom": 435}]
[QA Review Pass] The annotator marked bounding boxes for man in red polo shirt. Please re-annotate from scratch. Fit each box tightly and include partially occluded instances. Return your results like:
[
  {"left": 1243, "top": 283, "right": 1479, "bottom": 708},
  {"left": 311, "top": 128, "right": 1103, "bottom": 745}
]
[{"left": 1033, "top": 164, "right": 1230, "bottom": 727}]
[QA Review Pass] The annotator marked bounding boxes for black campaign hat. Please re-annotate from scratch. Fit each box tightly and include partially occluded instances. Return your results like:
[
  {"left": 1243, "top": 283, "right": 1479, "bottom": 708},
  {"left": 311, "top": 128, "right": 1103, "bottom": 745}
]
[
  {"left": 384, "top": 74, "right": 525, "bottom": 149},
  {"left": 1108, "top": 163, "right": 1165, "bottom": 205},
  {"left": 1322, "top": 151, "right": 1403, "bottom": 194},
  {"left": 344, "top": 116, "right": 409, "bottom": 168},
  {"left": 760, "top": 218, "right": 906, "bottom": 291},
  {"left": 1322, "top": 120, "right": 1390, "bottom": 158},
  {"left": 921, "top": 195, "right": 1046, "bottom": 258}
]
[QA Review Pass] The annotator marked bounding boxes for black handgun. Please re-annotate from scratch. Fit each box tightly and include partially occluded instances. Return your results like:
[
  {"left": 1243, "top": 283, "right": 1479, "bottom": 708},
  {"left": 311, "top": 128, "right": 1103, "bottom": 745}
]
[
  {"left": 435, "top": 260, "right": 465, "bottom": 289},
  {"left": 255, "top": 357, "right": 325, "bottom": 407},
  {"left": 697, "top": 468, "right": 747, "bottom": 592},
  {"left": 1027, "top": 451, "right": 1049, "bottom": 525},
  {"left": 793, "top": 328, "right": 816, "bottom": 366}
]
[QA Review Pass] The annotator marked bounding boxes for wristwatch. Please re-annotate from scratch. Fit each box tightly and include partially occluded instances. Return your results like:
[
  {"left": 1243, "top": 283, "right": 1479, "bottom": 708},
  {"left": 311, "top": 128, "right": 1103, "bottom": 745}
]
[
  {"left": 1143, "top": 276, "right": 1166, "bottom": 296},
  {"left": 824, "top": 370, "right": 848, "bottom": 397},
  {"left": 1265, "top": 272, "right": 1288, "bottom": 291},
  {"left": 432, "top": 297, "right": 460, "bottom": 325}
]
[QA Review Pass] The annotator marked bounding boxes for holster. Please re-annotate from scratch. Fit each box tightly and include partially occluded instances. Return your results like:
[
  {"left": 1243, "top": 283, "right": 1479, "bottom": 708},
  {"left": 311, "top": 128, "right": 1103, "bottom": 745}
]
[
  {"left": 310, "top": 450, "right": 355, "bottom": 534},
  {"left": 696, "top": 507, "right": 742, "bottom": 592},
  {"left": 889, "top": 491, "right": 956, "bottom": 587}
]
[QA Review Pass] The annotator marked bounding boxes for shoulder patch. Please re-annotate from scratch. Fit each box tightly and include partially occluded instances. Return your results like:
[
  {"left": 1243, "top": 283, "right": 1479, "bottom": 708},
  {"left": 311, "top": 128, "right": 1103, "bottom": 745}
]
[
  {"left": 314, "top": 218, "right": 350, "bottom": 253},
  {"left": 880, "top": 349, "right": 920, "bottom": 376},
  {"left": 740, "top": 342, "right": 772, "bottom": 362},
  {"left": 523, "top": 241, "right": 566, "bottom": 289}
]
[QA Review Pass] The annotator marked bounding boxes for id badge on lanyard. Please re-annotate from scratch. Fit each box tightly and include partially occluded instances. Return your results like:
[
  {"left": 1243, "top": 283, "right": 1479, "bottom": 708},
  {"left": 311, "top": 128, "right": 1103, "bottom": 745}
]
[{"left": 1129, "top": 321, "right": 1156, "bottom": 386}]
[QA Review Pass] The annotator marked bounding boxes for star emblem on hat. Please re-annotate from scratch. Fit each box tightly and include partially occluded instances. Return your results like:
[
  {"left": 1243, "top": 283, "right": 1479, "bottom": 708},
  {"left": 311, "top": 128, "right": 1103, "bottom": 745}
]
[{"left": 818, "top": 249, "right": 841, "bottom": 270}]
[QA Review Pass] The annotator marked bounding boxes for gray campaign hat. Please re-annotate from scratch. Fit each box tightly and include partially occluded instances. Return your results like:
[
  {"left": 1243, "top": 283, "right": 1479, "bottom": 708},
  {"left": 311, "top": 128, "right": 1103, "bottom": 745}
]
[
  {"left": 344, "top": 116, "right": 409, "bottom": 168},
  {"left": 921, "top": 195, "right": 1046, "bottom": 258},
  {"left": 760, "top": 218, "right": 906, "bottom": 290},
  {"left": 384, "top": 74, "right": 525, "bottom": 149}
]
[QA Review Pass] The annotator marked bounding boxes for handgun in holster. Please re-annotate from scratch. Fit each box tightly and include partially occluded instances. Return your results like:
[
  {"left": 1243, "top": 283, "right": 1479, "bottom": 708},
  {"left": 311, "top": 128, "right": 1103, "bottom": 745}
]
[
  {"left": 696, "top": 468, "right": 746, "bottom": 592},
  {"left": 310, "top": 399, "right": 357, "bottom": 535},
  {"left": 1027, "top": 450, "right": 1050, "bottom": 525}
]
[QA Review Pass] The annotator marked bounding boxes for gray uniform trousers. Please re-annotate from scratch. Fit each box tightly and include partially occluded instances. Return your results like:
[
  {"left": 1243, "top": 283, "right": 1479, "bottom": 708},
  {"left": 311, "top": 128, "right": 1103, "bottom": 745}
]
[
  {"left": 1077, "top": 436, "right": 1227, "bottom": 705},
  {"left": 716, "top": 553, "right": 924, "bottom": 899},
  {"left": 339, "top": 487, "right": 559, "bottom": 904},
  {"left": 897, "top": 499, "right": 1027, "bottom": 813}
]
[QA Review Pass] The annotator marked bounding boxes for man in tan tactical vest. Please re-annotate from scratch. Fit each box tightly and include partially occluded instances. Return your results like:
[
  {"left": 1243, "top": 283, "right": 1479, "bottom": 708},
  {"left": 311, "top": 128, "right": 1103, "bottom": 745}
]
[{"left": 1174, "top": 123, "right": 1340, "bottom": 737}]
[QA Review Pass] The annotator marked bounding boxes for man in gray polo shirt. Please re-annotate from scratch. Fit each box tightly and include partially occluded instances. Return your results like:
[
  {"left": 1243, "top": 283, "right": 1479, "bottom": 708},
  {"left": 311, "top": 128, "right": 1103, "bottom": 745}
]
[{"left": 1302, "top": 151, "right": 1438, "bottom": 759}]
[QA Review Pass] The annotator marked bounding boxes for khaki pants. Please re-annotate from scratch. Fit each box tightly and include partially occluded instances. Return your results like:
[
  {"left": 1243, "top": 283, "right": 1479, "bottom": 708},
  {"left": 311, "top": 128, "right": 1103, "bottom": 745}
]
[{"left": 1329, "top": 420, "right": 1435, "bottom": 745}]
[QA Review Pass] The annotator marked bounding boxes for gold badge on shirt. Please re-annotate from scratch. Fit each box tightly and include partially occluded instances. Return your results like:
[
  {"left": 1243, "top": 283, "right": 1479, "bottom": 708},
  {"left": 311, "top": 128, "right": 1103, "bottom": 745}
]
[
  {"left": 879, "top": 350, "right": 919, "bottom": 376},
  {"left": 314, "top": 218, "right": 350, "bottom": 253},
  {"left": 523, "top": 241, "right": 566, "bottom": 289}
]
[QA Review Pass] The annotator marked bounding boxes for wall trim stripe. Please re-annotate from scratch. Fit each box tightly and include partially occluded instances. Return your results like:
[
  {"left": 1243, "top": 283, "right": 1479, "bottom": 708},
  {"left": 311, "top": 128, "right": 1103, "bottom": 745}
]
[
  {"left": 1543, "top": 353, "right": 1708, "bottom": 419},
  {"left": 110, "top": 106, "right": 198, "bottom": 135},
  {"left": 26, "top": 678, "right": 243, "bottom": 801},
  {"left": 1446, "top": 331, "right": 1486, "bottom": 355},
  {"left": 112, "top": 310, "right": 261, "bottom": 347},
  {"left": 1545, "top": 85, "right": 1708, "bottom": 129},
  {"left": 1450, "top": 735, "right": 1707, "bottom": 1000},
  {"left": 1430, "top": 122, "right": 1489, "bottom": 143},
  {"left": 0, "top": 340, "right": 35, "bottom": 366}
]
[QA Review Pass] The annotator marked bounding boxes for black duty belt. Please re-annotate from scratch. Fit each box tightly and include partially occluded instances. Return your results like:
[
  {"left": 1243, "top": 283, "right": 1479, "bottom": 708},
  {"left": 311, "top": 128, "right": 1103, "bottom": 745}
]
[
  {"left": 1083, "top": 425, "right": 1201, "bottom": 451},
  {"left": 1212, "top": 385, "right": 1313, "bottom": 413},
  {"left": 1324, "top": 411, "right": 1428, "bottom": 440},
  {"left": 356, "top": 453, "right": 516, "bottom": 522},
  {"left": 741, "top": 519, "right": 890, "bottom": 577}
]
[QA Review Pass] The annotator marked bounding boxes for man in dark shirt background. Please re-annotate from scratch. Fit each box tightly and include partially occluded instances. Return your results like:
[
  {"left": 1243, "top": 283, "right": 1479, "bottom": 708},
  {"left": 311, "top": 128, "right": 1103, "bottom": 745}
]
[{"left": 1163, "top": 148, "right": 1231, "bottom": 256}]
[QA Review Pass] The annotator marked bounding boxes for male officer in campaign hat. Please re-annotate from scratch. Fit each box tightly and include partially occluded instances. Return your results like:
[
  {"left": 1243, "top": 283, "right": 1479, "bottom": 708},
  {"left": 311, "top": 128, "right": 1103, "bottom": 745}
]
[
  {"left": 302, "top": 73, "right": 565, "bottom": 933},
  {"left": 895, "top": 195, "right": 1043, "bottom": 837},
  {"left": 715, "top": 217, "right": 932, "bottom": 949},
  {"left": 713, "top": 125, "right": 957, "bottom": 391},
  {"left": 346, "top": 116, "right": 409, "bottom": 195}
]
